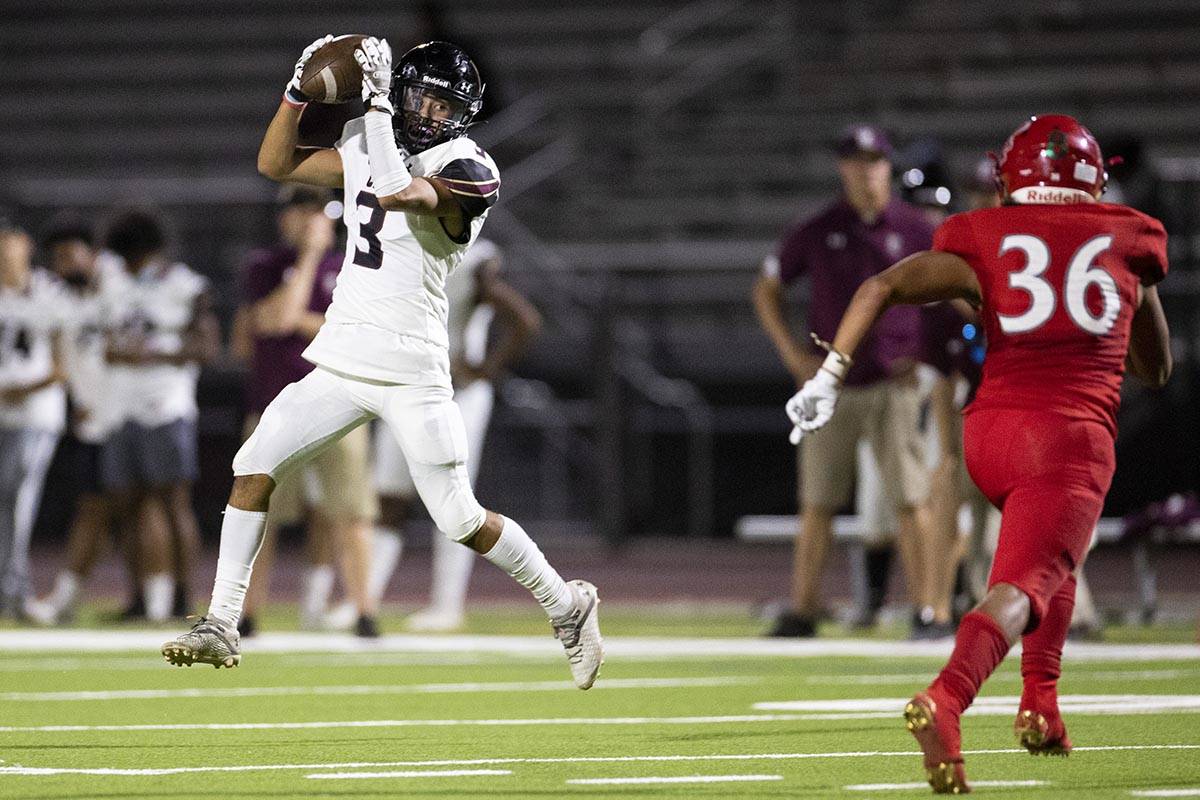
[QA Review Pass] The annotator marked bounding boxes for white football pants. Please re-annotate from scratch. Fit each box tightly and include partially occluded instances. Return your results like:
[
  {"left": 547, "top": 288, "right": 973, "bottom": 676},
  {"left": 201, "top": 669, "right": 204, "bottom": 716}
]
[
  {"left": 374, "top": 379, "right": 494, "bottom": 496},
  {"left": 234, "top": 367, "right": 486, "bottom": 542}
]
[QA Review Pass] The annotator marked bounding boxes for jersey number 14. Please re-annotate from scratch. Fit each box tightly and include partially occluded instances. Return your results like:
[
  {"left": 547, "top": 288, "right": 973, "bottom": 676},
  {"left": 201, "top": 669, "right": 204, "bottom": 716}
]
[{"left": 997, "top": 234, "right": 1120, "bottom": 336}]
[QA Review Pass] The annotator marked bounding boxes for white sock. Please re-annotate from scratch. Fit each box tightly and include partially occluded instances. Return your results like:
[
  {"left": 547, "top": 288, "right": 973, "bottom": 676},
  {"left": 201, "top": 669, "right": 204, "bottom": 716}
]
[
  {"left": 301, "top": 564, "right": 336, "bottom": 624},
  {"left": 481, "top": 516, "right": 573, "bottom": 619},
  {"left": 207, "top": 505, "right": 268, "bottom": 628},
  {"left": 144, "top": 573, "right": 175, "bottom": 622},
  {"left": 429, "top": 530, "right": 474, "bottom": 617},
  {"left": 47, "top": 571, "right": 80, "bottom": 612},
  {"left": 368, "top": 528, "right": 403, "bottom": 604}
]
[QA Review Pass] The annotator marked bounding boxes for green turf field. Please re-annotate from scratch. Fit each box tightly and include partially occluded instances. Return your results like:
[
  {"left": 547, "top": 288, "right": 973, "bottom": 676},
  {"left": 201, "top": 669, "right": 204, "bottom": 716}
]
[{"left": 1, "top": 610, "right": 1199, "bottom": 798}]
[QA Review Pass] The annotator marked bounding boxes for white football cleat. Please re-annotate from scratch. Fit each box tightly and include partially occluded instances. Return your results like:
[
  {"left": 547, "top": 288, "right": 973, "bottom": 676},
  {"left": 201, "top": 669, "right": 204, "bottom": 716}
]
[
  {"left": 405, "top": 607, "right": 465, "bottom": 633},
  {"left": 161, "top": 616, "right": 241, "bottom": 669},
  {"left": 551, "top": 580, "right": 603, "bottom": 690}
]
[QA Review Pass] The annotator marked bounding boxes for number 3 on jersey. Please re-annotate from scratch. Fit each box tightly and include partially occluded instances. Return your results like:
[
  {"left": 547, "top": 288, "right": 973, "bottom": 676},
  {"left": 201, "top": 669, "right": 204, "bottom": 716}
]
[
  {"left": 352, "top": 189, "right": 386, "bottom": 270},
  {"left": 997, "top": 234, "right": 1120, "bottom": 335}
]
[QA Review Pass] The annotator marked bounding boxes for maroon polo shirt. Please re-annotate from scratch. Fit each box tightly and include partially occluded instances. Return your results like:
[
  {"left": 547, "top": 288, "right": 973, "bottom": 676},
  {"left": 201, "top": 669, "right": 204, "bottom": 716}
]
[
  {"left": 774, "top": 197, "right": 933, "bottom": 386},
  {"left": 240, "top": 245, "right": 342, "bottom": 413}
]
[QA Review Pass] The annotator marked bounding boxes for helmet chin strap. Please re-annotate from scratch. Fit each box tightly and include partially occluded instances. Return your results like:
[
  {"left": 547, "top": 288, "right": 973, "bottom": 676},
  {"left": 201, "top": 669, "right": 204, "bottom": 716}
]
[{"left": 1009, "top": 186, "right": 1098, "bottom": 205}]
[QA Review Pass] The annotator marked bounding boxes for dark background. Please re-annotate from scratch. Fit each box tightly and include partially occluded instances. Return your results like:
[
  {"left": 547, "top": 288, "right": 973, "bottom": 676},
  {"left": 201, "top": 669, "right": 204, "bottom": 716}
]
[{"left": 4, "top": 0, "right": 1199, "bottom": 546}]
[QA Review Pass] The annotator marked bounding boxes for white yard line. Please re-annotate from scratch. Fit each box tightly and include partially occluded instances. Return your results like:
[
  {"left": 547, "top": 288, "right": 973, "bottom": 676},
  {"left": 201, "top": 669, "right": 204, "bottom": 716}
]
[
  {"left": 1, "top": 745, "right": 1197, "bottom": 778},
  {"left": 847, "top": 780, "right": 1047, "bottom": 791},
  {"left": 566, "top": 775, "right": 783, "bottom": 785},
  {"left": 1130, "top": 791, "right": 1200, "bottom": 797},
  {"left": 6, "top": 696, "right": 1200, "bottom": 734},
  {"left": 755, "top": 694, "right": 1200, "bottom": 716},
  {"left": 805, "top": 669, "right": 1199, "bottom": 686},
  {"left": 306, "top": 769, "right": 511, "bottom": 780},
  {"left": 0, "top": 676, "right": 757, "bottom": 702},
  {"left": 0, "top": 653, "right": 550, "bottom": 672},
  {"left": 0, "top": 713, "right": 883, "bottom": 734},
  {"left": 0, "top": 629, "right": 1196, "bottom": 661}
]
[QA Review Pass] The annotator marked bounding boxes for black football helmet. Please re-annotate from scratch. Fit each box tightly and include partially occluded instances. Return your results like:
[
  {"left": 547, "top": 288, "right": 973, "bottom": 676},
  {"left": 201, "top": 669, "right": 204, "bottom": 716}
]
[{"left": 389, "top": 41, "right": 484, "bottom": 153}]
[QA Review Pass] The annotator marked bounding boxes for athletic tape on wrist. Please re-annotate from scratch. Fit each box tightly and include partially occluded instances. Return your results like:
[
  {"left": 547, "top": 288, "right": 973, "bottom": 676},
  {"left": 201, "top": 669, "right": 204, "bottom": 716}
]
[
  {"left": 364, "top": 110, "right": 412, "bottom": 196},
  {"left": 809, "top": 332, "right": 852, "bottom": 380},
  {"left": 818, "top": 351, "right": 849, "bottom": 382}
]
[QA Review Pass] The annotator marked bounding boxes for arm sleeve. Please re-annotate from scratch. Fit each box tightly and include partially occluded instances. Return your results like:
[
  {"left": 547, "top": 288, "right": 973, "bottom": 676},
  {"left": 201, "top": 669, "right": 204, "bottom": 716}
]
[
  {"left": 434, "top": 158, "right": 501, "bottom": 223},
  {"left": 1129, "top": 214, "right": 1169, "bottom": 286}
]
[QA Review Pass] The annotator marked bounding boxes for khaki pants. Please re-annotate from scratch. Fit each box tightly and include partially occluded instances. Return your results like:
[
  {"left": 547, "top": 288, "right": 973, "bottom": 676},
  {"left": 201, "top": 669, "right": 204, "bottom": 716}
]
[{"left": 799, "top": 379, "right": 928, "bottom": 512}]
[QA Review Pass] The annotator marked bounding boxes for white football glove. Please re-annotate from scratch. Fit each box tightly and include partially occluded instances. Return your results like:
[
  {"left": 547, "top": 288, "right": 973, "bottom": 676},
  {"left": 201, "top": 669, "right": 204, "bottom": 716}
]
[
  {"left": 785, "top": 368, "right": 841, "bottom": 445},
  {"left": 284, "top": 34, "right": 334, "bottom": 106},
  {"left": 355, "top": 37, "right": 394, "bottom": 113}
]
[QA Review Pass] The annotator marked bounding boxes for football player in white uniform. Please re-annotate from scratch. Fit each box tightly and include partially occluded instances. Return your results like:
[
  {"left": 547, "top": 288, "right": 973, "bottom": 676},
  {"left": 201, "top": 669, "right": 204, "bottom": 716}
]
[
  {"left": 103, "top": 210, "right": 219, "bottom": 622},
  {"left": 162, "top": 37, "right": 603, "bottom": 688},
  {"left": 323, "top": 238, "right": 540, "bottom": 633},
  {"left": 0, "top": 220, "right": 67, "bottom": 618},
  {"left": 25, "top": 220, "right": 124, "bottom": 625}
]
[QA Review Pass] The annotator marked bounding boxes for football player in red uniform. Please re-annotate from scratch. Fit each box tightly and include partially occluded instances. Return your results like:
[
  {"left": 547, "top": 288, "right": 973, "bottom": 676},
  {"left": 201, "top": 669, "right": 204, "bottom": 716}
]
[{"left": 786, "top": 114, "right": 1172, "bottom": 794}]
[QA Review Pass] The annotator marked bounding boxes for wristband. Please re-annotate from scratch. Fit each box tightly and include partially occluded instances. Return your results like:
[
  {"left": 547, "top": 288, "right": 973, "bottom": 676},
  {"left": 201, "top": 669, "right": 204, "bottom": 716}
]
[{"left": 283, "top": 86, "right": 308, "bottom": 109}]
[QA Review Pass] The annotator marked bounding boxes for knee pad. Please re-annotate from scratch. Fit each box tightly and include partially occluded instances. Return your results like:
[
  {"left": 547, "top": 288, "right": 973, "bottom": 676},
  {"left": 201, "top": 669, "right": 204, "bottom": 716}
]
[
  {"left": 435, "top": 498, "right": 487, "bottom": 543},
  {"left": 416, "top": 463, "right": 486, "bottom": 542}
]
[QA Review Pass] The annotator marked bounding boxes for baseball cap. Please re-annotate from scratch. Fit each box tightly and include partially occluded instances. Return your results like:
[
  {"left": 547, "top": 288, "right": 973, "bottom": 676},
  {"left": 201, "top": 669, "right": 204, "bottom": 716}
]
[{"left": 836, "top": 124, "right": 893, "bottom": 159}]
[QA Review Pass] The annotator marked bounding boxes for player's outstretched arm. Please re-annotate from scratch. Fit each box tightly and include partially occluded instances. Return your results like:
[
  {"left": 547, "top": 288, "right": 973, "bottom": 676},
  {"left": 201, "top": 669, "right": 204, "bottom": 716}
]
[
  {"left": 786, "top": 251, "right": 979, "bottom": 441},
  {"left": 829, "top": 251, "right": 981, "bottom": 363},
  {"left": 1126, "top": 284, "right": 1171, "bottom": 388}
]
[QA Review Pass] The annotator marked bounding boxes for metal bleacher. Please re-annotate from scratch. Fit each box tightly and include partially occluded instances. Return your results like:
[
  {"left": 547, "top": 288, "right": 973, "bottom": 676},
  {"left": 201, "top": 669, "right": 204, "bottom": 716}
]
[{"left": 5, "top": 1, "right": 1199, "bottom": 539}]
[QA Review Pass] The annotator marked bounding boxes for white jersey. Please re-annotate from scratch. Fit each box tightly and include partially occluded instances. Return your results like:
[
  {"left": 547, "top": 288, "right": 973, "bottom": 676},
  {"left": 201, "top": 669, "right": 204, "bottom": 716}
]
[
  {"left": 60, "top": 254, "right": 123, "bottom": 443},
  {"left": 106, "top": 260, "right": 207, "bottom": 428},
  {"left": 447, "top": 238, "right": 499, "bottom": 365},
  {"left": 302, "top": 120, "right": 500, "bottom": 385},
  {"left": 0, "top": 269, "right": 68, "bottom": 432}
]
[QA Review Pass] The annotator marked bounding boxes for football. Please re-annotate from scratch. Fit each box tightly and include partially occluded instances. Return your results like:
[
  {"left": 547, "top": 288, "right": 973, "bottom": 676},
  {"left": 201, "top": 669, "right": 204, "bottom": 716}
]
[{"left": 298, "top": 34, "right": 367, "bottom": 104}]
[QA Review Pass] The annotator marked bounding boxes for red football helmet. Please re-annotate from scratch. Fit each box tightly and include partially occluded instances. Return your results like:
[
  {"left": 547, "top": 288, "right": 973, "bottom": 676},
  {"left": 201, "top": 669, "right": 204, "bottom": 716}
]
[{"left": 993, "top": 114, "right": 1106, "bottom": 204}]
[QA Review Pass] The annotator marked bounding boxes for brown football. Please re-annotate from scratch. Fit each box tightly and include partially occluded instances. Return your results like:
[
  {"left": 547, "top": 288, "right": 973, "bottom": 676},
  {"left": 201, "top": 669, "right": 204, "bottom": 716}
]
[{"left": 299, "top": 34, "right": 367, "bottom": 104}]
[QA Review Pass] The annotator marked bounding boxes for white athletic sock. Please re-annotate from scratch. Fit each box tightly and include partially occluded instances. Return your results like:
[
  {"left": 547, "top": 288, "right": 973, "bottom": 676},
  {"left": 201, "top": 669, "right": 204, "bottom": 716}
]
[
  {"left": 301, "top": 564, "right": 336, "bottom": 626},
  {"left": 207, "top": 505, "right": 268, "bottom": 628},
  {"left": 429, "top": 529, "right": 474, "bottom": 617},
  {"left": 47, "top": 571, "right": 80, "bottom": 612},
  {"left": 481, "top": 516, "right": 573, "bottom": 619},
  {"left": 144, "top": 573, "right": 175, "bottom": 622},
  {"left": 368, "top": 528, "right": 403, "bottom": 604}
]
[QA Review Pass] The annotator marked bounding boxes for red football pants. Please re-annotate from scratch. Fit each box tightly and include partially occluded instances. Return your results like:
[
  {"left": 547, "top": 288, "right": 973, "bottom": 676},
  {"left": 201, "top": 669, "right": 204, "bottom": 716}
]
[{"left": 963, "top": 407, "right": 1115, "bottom": 628}]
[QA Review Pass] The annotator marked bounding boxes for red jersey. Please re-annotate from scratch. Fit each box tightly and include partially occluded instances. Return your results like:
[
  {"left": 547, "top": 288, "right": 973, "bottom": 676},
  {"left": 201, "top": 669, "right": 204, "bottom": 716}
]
[{"left": 933, "top": 203, "right": 1168, "bottom": 436}]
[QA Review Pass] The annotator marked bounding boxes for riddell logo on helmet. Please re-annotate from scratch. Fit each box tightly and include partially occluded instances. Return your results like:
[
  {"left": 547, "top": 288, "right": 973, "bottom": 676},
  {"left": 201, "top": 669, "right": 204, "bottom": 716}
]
[
  {"left": 1010, "top": 187, "right": 1093, "bottom": 204},
  {"left": 422, "top": 75, "right": 451, "bottom": 88}
]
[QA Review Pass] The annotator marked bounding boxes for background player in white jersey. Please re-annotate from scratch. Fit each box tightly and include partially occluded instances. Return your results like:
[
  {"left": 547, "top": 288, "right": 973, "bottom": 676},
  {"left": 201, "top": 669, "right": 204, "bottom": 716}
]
[
  {"left": 162, "top": 36, "right": 602, "bottom": 689},
  {"left": 0, "top": 219, "right": 67, "bottom": 618},
  {"left": 103, "top": 210, "right": 220, "bottom": 621},
  {"left": 329, "top": 238, "right": 541, "bottom": 633},
  {"left": 24, "top": 219, "right": 134, "bottom": 625}
]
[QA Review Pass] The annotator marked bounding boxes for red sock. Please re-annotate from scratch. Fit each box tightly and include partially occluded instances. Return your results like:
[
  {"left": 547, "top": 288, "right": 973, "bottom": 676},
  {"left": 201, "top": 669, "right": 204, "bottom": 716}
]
[
  {"left": 1020, "top": 574, "right": 1075, "bottom": 714},
  {"left": 930, "top": 610, "right": 1012, "bottom": 717}
]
